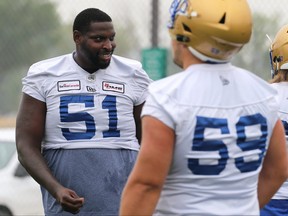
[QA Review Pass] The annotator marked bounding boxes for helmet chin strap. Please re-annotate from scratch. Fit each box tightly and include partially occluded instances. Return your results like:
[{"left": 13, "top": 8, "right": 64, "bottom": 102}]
[
  {"left": 272, "top": 62, "right": 280, "bottom": 79},
  {"left": 188, "top": 46, "right": 230, "bottom": 64},
  {"left": 280, "top": 62, "right": 288, "bottom": 70},
  {"left": 271, "top": 69, "right": 275, "bottom": 79},
  {"left": 273, "top": 63, "right": 288, "bottom": 78}
]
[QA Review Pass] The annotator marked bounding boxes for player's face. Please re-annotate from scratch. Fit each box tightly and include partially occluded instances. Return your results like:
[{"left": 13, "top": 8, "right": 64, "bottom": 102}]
[{"left": 79, "top": 22, "right": 116, "bottom": 70}]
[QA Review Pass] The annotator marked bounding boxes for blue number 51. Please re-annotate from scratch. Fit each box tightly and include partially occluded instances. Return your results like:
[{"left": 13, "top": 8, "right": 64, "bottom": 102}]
[{"left": 60, "top": 95, "right": 120, "bottom": 140}]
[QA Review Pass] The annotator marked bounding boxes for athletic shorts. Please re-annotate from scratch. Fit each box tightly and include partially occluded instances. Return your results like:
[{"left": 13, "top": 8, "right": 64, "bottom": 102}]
[
  {"left": 41, "top": 148, "right": 138, "bottom": 216},
  {"left": 260, "top": 199, "right": 288, "bottom": 216}
]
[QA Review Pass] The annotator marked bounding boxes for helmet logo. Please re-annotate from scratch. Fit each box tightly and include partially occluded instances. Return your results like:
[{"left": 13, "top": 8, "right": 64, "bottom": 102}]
[
  {"left": 168, "top": 0, "right": 189, "bottom": 29},
  {"left": 211, "top": 48, "right": 220, "bottom": 55}
]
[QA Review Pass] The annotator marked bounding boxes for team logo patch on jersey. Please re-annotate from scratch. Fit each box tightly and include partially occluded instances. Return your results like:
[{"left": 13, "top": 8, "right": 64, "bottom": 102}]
[
  {"left": 87, "top": 74, "right": 96, "bottom": 82},
  {"left": 57, "top": 80, "right": 81, "bottom": 91},
  {"left": 86, "top": 86, "right": 96, "bottom": 92},
  {"left": 102, "top": 81, "right": 124, "bottom": 93},
  {"left": 219, "top": 75, "right": 230, "bottom": 86}
]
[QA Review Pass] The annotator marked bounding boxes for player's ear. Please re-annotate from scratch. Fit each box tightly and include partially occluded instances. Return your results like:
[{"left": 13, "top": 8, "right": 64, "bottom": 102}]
[{"left": 73, "top": 30, "right": 82, "bottom": 44}]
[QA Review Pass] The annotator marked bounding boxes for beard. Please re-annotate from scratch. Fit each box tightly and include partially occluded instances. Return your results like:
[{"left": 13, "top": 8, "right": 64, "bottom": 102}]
[
  {"left": 88, "top": 51, "right": 113, "bottom": 69},
  {"left": 81, "top": 42, "right": 114, "bottom": 70}
]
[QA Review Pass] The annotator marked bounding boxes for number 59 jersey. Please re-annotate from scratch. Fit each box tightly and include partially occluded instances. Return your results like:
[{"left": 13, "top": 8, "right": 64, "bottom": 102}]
[
  {"left": 22, "top": 53, "right": 152, "bottom": 151},
  {"left": 142, "top": 63, "right": 279, "bottom": 215}
]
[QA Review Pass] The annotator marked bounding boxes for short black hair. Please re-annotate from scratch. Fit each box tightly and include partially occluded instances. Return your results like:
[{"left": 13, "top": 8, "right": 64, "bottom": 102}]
[{"left": 73, "top": 8, "right": 112, "bottom": 33}]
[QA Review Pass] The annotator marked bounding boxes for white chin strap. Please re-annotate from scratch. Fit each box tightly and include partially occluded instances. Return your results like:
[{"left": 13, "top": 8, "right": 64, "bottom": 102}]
[
  {"left": 280, "top": 63, "right": 288, "bottom": 70},
  {"left": 188, "top": 46, "right": 230, "bottom": 63},
  {"left": 272, "top": 63, "right": 288, "bottom": 78}
]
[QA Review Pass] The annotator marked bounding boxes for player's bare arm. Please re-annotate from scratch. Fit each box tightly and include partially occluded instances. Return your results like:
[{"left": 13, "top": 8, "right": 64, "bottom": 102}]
[
  {"left": 120, "top": 115, "right": 175, "bottom": 215},
  {"left": 258, "top": 119, "right": 288, "bottom": 208},
  {"left": 16, "top": 93, "right": 84, "bottom": 213}
]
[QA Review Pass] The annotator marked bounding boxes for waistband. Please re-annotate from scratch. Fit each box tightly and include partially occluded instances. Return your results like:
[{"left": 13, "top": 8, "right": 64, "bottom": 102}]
[{"left": 268, "top": 199, "right": 288, "bottom": 208}]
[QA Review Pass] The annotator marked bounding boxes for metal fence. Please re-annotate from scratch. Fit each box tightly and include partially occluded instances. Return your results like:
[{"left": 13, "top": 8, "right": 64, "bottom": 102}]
[
  {"left": 50, "top": 0, "right": 288, "bottom": 59},
  {"left": 0, "top": 0, "right": 288, "bottom": 119}
]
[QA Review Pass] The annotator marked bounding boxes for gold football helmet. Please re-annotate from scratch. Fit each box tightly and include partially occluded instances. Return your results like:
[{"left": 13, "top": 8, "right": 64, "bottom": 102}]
[
  {"left": 168, "top": 0, "right": 252, "bottom": 62},
  {"left": 269, "top": 24, "right": 288, "bottom": 77}
]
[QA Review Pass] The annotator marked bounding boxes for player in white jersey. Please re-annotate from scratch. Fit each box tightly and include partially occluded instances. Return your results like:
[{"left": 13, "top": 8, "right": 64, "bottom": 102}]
[
  {"left": 120, "top": 1, "right": 288, "bottom": 215},
  {"left": 16, "top": 8, "right": 151, "bottom": 215},
  {"left": 260, "top": 24, "right": 288, "bottom": 216}
]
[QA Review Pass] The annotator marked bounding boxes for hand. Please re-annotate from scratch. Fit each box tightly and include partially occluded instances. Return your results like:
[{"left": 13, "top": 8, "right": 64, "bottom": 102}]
[{"left": 55, "top": 187, "right": 85, "bottom": 214}]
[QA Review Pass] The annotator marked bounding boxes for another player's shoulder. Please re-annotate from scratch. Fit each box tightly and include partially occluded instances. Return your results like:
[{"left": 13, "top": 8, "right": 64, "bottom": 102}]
[
  {"left": 237, "top": 67, "right": 277, "bottom": 95},
  {"left": 149, "top": 72, "right": 183, "bottom": 95},
  {"left": 270, "top": 82, "right": 288, "bottom": 90}
]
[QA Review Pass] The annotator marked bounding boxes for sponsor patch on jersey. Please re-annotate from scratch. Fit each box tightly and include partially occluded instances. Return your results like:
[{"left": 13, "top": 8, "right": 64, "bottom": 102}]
[
  {"left": 102, "top": 81, "right": 124, "bottom": 93},
  {"left": 58, "top": 80, "right": 81, "bottom": 91}
]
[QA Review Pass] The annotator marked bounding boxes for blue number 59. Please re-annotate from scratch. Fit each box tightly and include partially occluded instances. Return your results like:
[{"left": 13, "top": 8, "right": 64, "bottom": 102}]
[{"left": 188, "top": 113, "right": 267, "bottom": 175}]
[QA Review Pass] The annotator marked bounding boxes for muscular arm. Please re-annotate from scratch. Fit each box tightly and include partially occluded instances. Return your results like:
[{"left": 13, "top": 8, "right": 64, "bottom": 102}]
[
  {"left": 258, "top": 119, "right": 288, "bottom": 208},
  {"left": 16, "top": 93, "right": 84, "bottom": 213},
  {"left": 120, "top": 116, "right": 175, "bottom": 215},
  {"left": 16, "top": 93, "right": 53, "bottom": 189},
  {"left": 133, "top": 102, "right": 145, "bottom": 143}
]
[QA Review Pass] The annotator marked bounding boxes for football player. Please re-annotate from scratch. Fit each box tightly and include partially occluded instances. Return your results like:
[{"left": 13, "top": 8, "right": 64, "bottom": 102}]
[
  {"left": 260, "top": 24, "right": 288, "bottom": 216},
  {"left": 120, "top": 0, "right": 288, "bottom": 215},
  {"left": 16, "top": 8, "right": 152, "bottom": 215}
]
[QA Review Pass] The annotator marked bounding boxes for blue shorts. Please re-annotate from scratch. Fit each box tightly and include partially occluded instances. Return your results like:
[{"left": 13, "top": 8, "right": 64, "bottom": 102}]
[
  {"left": 41, "top": 148, "right": 138, "bottom": 216},
  {"left": 260, "top": 199, "right": 288, "bottom": 216}
]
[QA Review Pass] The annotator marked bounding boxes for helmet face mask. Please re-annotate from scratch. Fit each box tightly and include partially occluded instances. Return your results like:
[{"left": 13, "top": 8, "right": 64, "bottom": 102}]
[
  {"left": 168, "top": 0, "right": 252, "bottom": 63},
  {"left": 270, "top": 24, "right": 288, "bottom": 78}
]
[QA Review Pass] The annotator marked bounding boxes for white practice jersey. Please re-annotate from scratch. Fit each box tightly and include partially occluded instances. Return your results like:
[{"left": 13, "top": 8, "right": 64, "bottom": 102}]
[
  {"left": 142, "top": 63, "right": 279, "bottom": 216},
  {"left": 270, "top": 82, "right": 288, "bottom": 200},
  {"left": 22, "top": 53, "right": 152, "bottom": 150}
]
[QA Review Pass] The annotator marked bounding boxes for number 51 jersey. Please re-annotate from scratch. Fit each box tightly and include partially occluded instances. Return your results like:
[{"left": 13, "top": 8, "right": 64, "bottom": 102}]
[
  {"left": 142, "top": 63, "right": 279, "bottom": 215},
  {"left": 22, "top": 53, "right": 152, "bottom": 151}
]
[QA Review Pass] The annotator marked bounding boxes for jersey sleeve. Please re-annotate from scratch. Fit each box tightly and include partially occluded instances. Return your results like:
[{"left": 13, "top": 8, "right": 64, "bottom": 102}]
[
  {"left": 141, "top": 91, "right": 175, "bottom": 130},
  {"left": 22, "top": 64, "right": 46, "bottom": 102},
  {"left": 132, "top": 67, "right": 153, "bottom": 106}
]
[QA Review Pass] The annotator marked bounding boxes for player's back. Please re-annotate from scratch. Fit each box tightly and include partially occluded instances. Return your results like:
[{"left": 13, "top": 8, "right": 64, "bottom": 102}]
[{"left": 147, "top": 63, "right": 278, "bottom": 215}]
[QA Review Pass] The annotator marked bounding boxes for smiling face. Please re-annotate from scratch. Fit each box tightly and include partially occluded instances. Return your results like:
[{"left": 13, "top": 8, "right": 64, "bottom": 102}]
[{"left": 74, "top": 21, "right": 116, "bottom": 72}]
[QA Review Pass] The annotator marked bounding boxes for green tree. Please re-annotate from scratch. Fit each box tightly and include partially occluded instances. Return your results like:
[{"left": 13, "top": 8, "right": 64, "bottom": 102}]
[
  {"left": 0, "top": 0, "right": 64, "bottom": 114},
  {"left": 0, "top": 0, "right": 63, "bottom": 76}
]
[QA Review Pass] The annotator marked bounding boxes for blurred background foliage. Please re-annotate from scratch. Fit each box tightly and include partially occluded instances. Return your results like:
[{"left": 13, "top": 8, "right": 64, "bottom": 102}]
[{"left": 0, "top": 0, "right": 285, "bottom": 120}]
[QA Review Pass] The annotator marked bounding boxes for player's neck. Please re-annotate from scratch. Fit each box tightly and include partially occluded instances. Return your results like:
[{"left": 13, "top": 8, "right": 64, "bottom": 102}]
[
  {"left": 182, "top": 47, "right": 204, "bottom": 70},
  {"left": 73, "top": 52, "right": 99, "bottom": 74}
]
